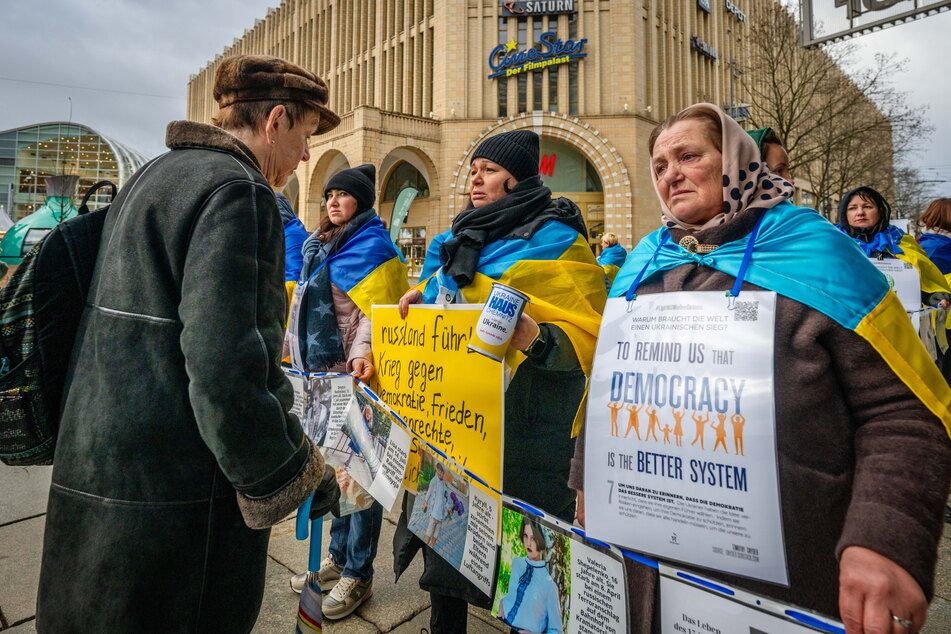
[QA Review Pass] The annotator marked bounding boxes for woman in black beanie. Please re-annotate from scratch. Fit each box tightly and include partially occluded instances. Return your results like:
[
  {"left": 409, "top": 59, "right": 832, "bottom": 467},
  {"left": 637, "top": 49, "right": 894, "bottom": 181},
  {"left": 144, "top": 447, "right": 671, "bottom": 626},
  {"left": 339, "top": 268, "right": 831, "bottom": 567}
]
[
  {"left": 288, "top": 163, "right": 408, "bottom": 620},
  {"left": 392, "top": 129, "right": 606, "bottom": 633}
]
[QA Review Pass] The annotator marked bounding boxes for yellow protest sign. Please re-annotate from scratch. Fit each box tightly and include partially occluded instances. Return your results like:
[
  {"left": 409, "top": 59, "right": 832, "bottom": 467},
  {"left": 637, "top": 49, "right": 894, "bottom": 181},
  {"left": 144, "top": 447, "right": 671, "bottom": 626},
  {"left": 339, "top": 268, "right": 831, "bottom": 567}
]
[{"left": 372, "top": 304, "right": 504, "bottom": 490}]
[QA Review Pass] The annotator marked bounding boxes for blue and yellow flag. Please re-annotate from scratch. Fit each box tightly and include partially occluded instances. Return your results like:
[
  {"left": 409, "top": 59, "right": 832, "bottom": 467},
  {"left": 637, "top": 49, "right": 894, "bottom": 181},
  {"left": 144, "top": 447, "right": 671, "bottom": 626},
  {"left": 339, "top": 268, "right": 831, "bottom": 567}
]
[
  {"left": 329, "top": 217, "right": 409, "bottom": 315},
  {"left": 597, "top": 243, "right": 628, "bottom": 289},
  {"left": 418, "top": 220, "right": 607, "bottom": 435},
  {"left": 612, "top": 202, "right": 951, "bottom": 433}
]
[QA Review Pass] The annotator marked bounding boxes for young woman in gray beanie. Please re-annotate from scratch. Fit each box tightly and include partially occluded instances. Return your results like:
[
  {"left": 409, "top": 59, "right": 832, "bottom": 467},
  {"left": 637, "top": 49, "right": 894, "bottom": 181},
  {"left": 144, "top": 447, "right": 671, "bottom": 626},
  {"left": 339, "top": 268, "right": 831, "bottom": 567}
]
[
  {"left": 393, "top": 128, "right": 606, "bottom": 633},
  {"left": 288, "top": 163, "right": 408, "bottom": 620}
]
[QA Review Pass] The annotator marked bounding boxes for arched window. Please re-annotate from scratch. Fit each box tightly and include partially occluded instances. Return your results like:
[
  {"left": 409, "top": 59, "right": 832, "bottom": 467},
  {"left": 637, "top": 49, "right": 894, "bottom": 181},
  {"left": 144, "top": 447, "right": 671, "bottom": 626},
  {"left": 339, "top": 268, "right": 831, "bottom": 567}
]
[{"left": 383, "top": 161, "right": 430, "bottom": 201}]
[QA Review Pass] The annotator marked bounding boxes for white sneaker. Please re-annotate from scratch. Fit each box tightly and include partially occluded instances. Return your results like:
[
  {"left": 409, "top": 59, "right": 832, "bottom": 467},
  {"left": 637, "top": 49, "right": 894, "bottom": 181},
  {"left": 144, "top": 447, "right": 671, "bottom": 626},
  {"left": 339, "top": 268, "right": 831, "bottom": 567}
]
[
  {"left": 289, "top": 555, "right": 343, "bottom": 594},
  {"left": 322, "top": 576, "right": 373, "bottom": 620}
]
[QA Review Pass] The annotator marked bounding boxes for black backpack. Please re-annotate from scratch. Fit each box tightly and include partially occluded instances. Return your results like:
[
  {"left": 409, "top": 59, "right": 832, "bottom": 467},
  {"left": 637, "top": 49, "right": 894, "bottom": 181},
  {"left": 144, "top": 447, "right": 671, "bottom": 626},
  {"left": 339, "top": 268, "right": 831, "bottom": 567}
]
[{"left": 0, "top": 181, "right": 116, "bottom": 465}]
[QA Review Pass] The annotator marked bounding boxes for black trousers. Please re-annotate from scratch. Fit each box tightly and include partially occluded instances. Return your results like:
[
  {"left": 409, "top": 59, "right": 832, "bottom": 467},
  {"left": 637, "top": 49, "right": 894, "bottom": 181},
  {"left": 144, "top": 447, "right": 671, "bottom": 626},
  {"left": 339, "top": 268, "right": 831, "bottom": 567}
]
[{"left": 429, "top": 591, "right": 470, "bottom": 634}]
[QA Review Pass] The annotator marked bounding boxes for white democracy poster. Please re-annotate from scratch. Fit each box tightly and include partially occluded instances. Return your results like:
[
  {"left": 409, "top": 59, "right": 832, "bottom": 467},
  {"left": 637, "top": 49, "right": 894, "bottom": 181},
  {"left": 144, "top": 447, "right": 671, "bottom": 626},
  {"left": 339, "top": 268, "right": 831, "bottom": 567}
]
[
  {"left": 869, "top": 258, "right": 922, "bottom": 330},
  {"left": 584, "top": 291, "right": 788, "bottom": 585}
]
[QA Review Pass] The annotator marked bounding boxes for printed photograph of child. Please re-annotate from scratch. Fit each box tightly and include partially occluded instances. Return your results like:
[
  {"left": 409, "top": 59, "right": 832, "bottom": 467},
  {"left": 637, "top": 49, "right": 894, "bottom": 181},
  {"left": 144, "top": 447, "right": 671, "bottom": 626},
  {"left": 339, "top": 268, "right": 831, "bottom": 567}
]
[{"left": 408, "top": 449, "right": 470, "bottom": 569}]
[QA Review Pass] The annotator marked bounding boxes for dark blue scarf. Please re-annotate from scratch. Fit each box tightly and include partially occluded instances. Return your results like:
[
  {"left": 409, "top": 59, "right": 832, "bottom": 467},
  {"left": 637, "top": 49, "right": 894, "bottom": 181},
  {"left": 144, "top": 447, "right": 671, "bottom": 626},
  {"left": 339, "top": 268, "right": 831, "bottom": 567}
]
[
  {"left": 835, "top": 223, "right": 905, "bottom": 258},
  {"left": 298, "top": 209, "right": 377, "bottom": 370}
]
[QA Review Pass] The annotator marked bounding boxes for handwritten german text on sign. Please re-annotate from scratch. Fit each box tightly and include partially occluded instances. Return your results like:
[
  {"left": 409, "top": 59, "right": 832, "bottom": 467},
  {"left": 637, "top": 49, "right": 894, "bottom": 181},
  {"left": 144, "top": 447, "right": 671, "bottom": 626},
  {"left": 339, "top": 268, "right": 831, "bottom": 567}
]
[{"left": 372, "top": 304, "right": 505, "bottom": 490}]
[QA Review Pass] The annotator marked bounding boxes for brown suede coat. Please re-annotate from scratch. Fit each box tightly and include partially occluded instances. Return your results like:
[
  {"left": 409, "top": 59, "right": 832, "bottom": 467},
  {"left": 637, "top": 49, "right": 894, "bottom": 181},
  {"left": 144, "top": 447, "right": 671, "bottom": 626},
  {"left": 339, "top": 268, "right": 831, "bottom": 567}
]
[{"left": 570, "top": 208, "right": 951, "bottom": 631}]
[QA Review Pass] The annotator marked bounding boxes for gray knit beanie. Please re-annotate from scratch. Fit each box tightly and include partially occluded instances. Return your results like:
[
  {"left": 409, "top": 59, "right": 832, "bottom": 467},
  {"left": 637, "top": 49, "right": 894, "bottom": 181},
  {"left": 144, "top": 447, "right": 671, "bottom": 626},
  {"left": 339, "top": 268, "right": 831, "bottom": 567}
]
[
  {"left": 325, "top": 164, "right": 376, "bottom": 212},
  {"left": 472, "top": 130, "right": 540, "bottom": 182}
]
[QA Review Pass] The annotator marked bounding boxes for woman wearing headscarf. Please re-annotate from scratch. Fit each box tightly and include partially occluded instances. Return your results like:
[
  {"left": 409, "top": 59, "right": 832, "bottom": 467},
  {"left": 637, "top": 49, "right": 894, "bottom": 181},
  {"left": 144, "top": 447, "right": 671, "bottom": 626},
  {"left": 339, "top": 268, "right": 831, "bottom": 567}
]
[
  {"left": 393, "top": 129, "right": 606, "bottom": 633},
  {"left": 570, "top": 103, "right": 951, "bottom": 633},
  {"left": 836, "top": 185, "right": 951, "bottom": 310},
  {"left": 287, "top": 163, "right": 408, "bottom": 620},
  {"left": 747, "top": 127, "right": 794, "bottom": 185}
]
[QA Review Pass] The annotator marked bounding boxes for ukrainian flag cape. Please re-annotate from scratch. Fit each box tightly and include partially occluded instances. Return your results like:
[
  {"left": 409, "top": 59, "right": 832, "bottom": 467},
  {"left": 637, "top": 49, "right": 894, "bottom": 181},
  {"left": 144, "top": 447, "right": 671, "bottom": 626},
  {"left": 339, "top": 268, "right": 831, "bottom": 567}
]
[
  {"left": 325, "top": 216, "right": 409, "bottom": 316},
  {"left": 598, "top": 243, "right": 628, "bottom": 288},
  {"left": 836, "top": 226, "right": 951, "bottom": 327},
  {"left": 893, "top": 234, "right": 951, "bottom": 296},
  {"left": 611, "top": 202, "right": 951, "bottom": 433},
  {"left": 417, "top": 220, "right": 607, "bottom": 435},
  {"left": 893, "top": 234, "right": 951, "bottom": 331}
]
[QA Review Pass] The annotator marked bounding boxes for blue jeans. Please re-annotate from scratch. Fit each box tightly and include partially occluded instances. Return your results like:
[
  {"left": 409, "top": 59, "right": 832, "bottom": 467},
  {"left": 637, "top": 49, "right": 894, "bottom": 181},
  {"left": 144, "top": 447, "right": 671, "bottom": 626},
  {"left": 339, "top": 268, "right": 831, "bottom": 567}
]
[{"left": 328, "top": 502, "right": 383, "bottom": 580}]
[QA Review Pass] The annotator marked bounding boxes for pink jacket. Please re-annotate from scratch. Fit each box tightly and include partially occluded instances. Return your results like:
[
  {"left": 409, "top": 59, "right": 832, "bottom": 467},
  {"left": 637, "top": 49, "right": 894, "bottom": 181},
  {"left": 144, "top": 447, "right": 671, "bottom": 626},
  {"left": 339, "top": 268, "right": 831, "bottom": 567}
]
[{"left": 330, "top": 283, "right": 372, "bottom": 373}]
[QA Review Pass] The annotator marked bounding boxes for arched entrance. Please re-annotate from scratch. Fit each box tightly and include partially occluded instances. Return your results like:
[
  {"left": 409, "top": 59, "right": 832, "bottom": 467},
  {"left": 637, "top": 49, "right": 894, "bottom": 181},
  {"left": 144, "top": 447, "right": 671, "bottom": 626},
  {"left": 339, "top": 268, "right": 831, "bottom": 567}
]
[
  {"left": 304, "top": 150, "right": 351, "bottom": 228},
  {"left": 379, "top": 146, "right": 438, "bottom": 278},
  {"left": 538, "top": 137, "right": 604, "bottom": 252}
]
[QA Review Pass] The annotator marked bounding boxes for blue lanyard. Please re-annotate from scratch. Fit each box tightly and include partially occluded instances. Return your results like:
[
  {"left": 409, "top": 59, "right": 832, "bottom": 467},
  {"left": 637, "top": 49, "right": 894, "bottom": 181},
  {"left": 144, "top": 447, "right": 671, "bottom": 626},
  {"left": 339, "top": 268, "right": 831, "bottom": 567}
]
[{"left": 624, "top": 213, "right": 766, "bottom": 301}]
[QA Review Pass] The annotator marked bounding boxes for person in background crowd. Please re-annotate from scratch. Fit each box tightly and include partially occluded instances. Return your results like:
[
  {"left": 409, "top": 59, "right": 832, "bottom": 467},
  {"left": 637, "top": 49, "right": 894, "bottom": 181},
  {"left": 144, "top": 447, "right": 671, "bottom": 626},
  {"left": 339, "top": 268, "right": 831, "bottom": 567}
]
[
  {"left": 393, "top": 129, "right": 606, "bottom": 634},
  {"left": 287, "top": 163, "right": 408, "bottom": 620},
  {"left": 917, "top": 197, "right": 951, "bottom": 384},
  {"left": 836, "top": 186, "right": 951, "bottom": 310},
  {"left": 571, "top": 103, "right": 951, "bottom": 634},
  {"left": 36, "top": 54, "right": 341, "bottom": 632},
  {"left": 918, "top": 198, "right": 951, "bottom": 276},
  {"left": 747, "top": 127, "right": 793, "bottom": 185},
  {"left": 277, "top": 190, "right": 308, "bottom": 307},
  {"left": 597, "top": 232, "right": 627, "bottom": 286}
]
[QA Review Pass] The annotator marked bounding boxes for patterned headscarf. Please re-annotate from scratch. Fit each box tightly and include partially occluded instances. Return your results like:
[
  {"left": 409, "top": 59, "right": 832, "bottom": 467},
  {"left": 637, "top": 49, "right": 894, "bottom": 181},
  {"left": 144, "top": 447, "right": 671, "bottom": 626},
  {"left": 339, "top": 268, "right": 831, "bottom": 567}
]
[{"left": 655, "top": 103, "right": 795, "bottom": 232}]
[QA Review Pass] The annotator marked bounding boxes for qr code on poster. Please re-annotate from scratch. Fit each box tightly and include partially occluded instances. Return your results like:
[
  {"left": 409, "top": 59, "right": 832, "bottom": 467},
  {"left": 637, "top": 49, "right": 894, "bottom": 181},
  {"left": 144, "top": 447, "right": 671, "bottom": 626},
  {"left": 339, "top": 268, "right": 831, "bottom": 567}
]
[{"left": 733, "top": 300, "right": 759, "bottom": 322}]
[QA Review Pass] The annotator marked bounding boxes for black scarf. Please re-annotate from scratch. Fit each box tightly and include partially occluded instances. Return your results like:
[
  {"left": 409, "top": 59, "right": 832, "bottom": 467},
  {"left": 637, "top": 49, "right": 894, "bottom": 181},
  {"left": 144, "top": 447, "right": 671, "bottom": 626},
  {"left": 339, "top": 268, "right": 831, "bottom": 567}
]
[
  {"left": 439, "top": 175, "right": 587, "bottom": 286},
  {"left": 298, "top": 209, "right": 377, "bottom": 370}
]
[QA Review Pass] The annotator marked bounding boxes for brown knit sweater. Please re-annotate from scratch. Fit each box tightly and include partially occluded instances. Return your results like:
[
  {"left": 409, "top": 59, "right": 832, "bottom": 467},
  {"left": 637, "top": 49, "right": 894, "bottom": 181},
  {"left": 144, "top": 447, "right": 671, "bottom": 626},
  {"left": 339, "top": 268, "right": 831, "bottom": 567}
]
[{"left": 569, "top": 208, "right": 951, "bottom": 630}]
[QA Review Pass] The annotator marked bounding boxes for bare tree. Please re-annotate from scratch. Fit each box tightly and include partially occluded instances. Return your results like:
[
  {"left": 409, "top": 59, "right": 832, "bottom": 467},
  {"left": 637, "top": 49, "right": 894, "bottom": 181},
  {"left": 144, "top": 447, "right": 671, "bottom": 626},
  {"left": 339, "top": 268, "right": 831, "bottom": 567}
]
[
  {"left": 741, "top": 2, "right": 932, "bottom": 218},
  {"left": 891, "top": 165, "right": 939, "bottom": 225}
]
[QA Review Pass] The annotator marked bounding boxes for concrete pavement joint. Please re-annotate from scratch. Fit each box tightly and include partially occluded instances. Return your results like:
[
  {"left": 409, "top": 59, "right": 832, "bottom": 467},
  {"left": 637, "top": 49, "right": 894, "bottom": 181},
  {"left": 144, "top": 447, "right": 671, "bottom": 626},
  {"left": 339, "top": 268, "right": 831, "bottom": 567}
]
[{"left": 0, "top": 514, "right": 44, "bottom": 530}]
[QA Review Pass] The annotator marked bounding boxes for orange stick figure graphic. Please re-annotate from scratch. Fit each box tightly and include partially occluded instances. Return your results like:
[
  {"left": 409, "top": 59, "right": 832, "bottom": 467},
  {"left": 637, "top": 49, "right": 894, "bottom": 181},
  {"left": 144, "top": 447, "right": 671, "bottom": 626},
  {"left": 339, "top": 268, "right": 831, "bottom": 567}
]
[
  {"left": 645, "top": 406, "right": 661, "bottom": 442},
  {"left": 607, "top": 401, "right": 624, "bottom": 437},
  {"left": 624, "top": 403, "right": 643, "bottom": 440},
  {"left": 661, "top": 424, "right": 672, "bottom": 444},
  {"left": 731, "top": 413, "right": 746, "bottom": 456},
  {"left": 712, "top": 413, "right": 729, "bottom": 454},
  {"left": 691, "top": 411, "right": 709, "bottom": 450},
  {"left": 671, "top": 408, "right": 685, "bottom": 447}
]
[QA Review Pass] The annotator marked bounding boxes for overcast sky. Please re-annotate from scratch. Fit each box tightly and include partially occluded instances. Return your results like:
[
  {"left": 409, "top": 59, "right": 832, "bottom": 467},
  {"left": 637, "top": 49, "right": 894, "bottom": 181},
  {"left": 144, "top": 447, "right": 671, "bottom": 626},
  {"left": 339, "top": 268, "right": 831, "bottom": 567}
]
[{"left": 1, "top": 1, "right": 949, "bottom": 196}]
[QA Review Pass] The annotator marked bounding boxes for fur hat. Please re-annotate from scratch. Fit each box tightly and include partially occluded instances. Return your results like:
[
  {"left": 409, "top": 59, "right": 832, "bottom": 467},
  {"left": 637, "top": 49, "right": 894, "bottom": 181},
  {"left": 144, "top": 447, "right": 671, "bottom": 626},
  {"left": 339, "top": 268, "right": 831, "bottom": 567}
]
[
  {"left": 472, "top": 129, "right": 540, "bottom": 182},
  {"left": 325, "top": 164, "right": 377, "bottom": 213},
  {"left": 214, "top": 55, "right": 340, "bottom": 134}
]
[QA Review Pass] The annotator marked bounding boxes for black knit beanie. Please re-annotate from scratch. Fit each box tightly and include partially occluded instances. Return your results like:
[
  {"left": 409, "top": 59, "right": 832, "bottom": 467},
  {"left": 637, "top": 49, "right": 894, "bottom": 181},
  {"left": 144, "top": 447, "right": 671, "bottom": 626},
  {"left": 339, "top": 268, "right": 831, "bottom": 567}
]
[
  {"left": 325, "top": 164, "right": 376, "bottom": 212},
  {"left": 472, "top": 129, "right": 539, "bottom": 182}
]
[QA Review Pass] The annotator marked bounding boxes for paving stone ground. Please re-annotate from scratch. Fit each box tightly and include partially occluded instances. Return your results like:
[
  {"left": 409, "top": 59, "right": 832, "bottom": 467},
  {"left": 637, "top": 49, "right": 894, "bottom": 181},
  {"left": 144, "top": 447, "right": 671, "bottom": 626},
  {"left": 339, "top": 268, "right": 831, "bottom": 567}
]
[{"left": 2, "top": 466, "right": 950, "bottom": 632}]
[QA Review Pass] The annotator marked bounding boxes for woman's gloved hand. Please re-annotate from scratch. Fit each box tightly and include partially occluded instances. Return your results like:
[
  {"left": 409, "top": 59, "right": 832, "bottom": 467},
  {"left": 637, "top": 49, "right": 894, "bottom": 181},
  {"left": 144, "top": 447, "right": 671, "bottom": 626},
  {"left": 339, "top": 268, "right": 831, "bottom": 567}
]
[{"left": 309, "top": 464, "right": 341, "bottom": 520}]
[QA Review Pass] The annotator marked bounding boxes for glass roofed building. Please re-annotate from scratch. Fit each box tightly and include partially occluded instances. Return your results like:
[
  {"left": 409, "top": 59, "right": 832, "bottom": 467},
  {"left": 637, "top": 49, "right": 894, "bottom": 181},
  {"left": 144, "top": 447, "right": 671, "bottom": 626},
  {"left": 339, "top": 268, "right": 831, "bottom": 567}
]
[{"left": 0, "top": 122, "right": 148, "bottom": 222}]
